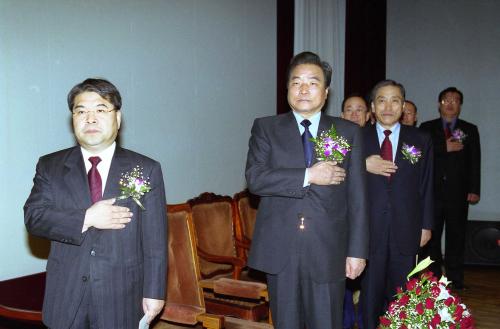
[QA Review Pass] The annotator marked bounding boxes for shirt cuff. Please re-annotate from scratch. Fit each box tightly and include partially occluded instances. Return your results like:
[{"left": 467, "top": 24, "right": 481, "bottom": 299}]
[{"left": 303, "top": 169, "right": 310, "bottom": 187}]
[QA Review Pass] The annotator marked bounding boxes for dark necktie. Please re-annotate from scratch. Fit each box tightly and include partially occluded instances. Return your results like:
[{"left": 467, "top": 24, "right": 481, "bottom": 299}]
[
  {"left": 88, "top": 156, "right": 102, "bottom": 204},
  {"left": 301, "top": 119, "right": 314, "bottom": 168},
  {"left": 444, "top": 122, "right": 452, "bottom": 139},
  {"left": 380, "top": 129, "right": 393, "bottom": 162}
]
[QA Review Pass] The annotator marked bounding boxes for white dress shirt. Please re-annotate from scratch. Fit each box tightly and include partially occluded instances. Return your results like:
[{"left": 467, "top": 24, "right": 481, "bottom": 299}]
[{"left": 80, "top": 142, "right": 116, "bottom": 196}]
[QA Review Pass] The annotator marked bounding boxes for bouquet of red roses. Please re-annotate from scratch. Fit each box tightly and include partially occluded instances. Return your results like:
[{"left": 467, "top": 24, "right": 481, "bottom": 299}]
[{"left": 378, "top": 258, "right": 475, "bottom": 329}]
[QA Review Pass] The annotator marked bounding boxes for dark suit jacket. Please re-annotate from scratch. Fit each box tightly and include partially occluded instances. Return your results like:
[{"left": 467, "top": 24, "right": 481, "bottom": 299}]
[
  {"left": 419, "top": 118, "right": 480, "bottom": 203},
  {"left": 24, "top": 146, "right": 167, "bottom": 329},
  {"left": 363, "top": 124, "right": 434, "bottom": 255},
  {"left": 245, "top": 112, "right": 368, "bottom": 283}
]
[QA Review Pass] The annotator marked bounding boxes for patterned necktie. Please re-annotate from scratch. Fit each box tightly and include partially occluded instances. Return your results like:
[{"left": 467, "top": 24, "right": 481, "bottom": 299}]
[
  {"left": 380, "top": 129, "right": 393, "bottom": 162},
  {"left": 301, "top": 119, "right": 314, "bottom": 168},
  {"left": 88, "top": 156, "right": 102, "bottom": 204}
]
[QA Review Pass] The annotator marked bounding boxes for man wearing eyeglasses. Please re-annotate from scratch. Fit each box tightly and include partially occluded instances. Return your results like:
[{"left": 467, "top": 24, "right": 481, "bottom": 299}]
[
  {"left": 419, "top": 87, "right": 481, "bottom": 291},
  {"left": 24, "top": 78, "right": 167, "bottom": 329}
]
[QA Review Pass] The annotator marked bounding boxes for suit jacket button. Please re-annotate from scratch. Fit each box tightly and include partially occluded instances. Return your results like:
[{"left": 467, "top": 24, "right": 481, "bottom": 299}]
[
  {"left": 82, "top": 276, "right": 88, "bottom": 282},
  {"left": 90, "top": 250, "right": 96, "bottom": 256}
]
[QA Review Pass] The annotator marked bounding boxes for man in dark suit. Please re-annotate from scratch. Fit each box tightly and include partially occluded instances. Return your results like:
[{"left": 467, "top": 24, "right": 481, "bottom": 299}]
[
  {"left": 24, "top": 78, "right": 167, "bottom": 329},
  {"left": 361, "top": 80, "right": 434, "bottom": 328},
  {"left": 245, "top": 51, "right": 369, "bottom": 329},
  {"left": 419, "top": 87, "right": 481, "bottom": 290}
]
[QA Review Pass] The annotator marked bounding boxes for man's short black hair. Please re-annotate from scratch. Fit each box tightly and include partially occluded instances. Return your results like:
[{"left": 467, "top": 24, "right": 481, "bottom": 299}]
[
  {"left": 67, "top": 78, "right": 122, "bottom": 111},
  {"left": 341, "top": 93, "right": 368, "bottom": 112},
  {"left": 438, "top": 87, "right": 463, "bottom": 104},
  {"left": 287, "top": 51, "right": 332, "bottom": 87}
]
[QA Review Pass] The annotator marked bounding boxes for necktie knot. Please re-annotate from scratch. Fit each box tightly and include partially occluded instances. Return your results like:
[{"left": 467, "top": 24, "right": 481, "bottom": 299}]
[
  {"left": 89, "top": 156, "right": 102, "bottom": 167},
  {"left": 384, "top": 129, "right": 392, "bottom": 137},
  {"left": 301, "top": 119, "right": 312, "bottom": 129}
]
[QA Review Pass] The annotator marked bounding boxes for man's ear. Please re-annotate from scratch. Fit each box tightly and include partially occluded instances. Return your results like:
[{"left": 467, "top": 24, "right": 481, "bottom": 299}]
[
  {"left": 116, "top": 110, "right": 122, "bottom": 130},
  {"left": 325, "top": 87, "right": 329, "bottom": 97}
]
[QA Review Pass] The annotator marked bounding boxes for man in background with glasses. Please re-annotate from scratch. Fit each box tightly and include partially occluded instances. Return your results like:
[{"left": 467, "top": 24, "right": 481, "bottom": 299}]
[
  {"left": 25, "top": 78, "right": 167, "bottom": 329},
  {"left": 419, "top": 87, "right": 481, "bottom": 290}
]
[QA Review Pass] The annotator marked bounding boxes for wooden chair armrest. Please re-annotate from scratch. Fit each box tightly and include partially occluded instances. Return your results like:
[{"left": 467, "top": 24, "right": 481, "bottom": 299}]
[
  {"left": 196, "top": 247, "right": 246, "bottom": 268},
  {"left": 235, "top": 238, "right": 251, "bottom": 251}
]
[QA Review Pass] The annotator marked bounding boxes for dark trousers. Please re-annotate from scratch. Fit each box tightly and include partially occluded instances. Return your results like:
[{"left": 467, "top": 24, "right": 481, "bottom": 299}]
[
  {"left": 69, "top": 284, "right": 99, "bottom": 329},
  {"left": 267, "top": 254, "right": 344, "bottom": 329},
  {"left": 421, "top": 199, "right": 468, "bottom": 285},
  {"left": 361, "top": 238, "right": 415, "bottom": 329}
]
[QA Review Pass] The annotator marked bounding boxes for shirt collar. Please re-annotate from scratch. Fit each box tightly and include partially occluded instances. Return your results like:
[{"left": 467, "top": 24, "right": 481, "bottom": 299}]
[
  {"left": 376, "top": 121, "right": 400, "bottom": 135},
  {"left": 80, "top": 142, "right": 116, "bottom": 165}
]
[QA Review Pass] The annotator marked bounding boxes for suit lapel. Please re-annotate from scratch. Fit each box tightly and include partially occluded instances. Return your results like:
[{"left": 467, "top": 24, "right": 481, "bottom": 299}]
[
  {"left": 103, "top": 147, "right": 131, "bottom": 200},
  {"left": 394, "top": 125, "right": 406, "bottom": 167},
  {"left": 63, "top": 147, "right": 92, "bottom": 209},
  {"left": 366, "top": 125, "right": 380, "bottom": 156},
  {"left": 279, "top": 112, "right": 308, "bottom": 167}
]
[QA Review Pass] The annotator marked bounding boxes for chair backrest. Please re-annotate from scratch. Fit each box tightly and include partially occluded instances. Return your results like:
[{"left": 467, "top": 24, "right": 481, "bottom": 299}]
[
  {"left": 188, "top": 192, "right": 243, "bottom": 278},
  {"left": 234, "top": 189, "right": 260, "bottom": 242},
  {"left": 162, "top": 203, "right": 205, "bottom": 324}
]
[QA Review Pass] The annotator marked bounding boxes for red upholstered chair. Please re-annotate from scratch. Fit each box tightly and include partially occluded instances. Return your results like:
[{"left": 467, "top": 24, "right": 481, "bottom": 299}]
[
  {"left": 233, "top": 189, "right": 260, "bottom": 260},
  {"left": 160, "top": 204, "right": 272, "bottom": 328},
  {"left": 187, "top": 193, "right": 247, "bottom": 280},
  {"left": 0, "top": 271, "right": 45, "bottom": 327},
  {"left": 161, "top": 203, "right": 224, "bottom": 328}
]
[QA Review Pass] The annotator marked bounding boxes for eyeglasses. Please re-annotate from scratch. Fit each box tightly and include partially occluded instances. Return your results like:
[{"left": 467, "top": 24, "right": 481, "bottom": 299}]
[
  {"left": 440, "top": 99, "right": 460, "bottom": 105},
  {"left": 72, "top": 108, "right": 116, "bottom": 119}
]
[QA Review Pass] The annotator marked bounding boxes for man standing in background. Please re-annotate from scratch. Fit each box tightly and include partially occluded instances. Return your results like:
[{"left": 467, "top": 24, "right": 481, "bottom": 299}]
[
  {"left": 419, "top": 87, "right": 481, "bottom": 290},
  {"left": 401, "top": 100, "right": 418, "bottom": 126},
  {"left": 25, "top": 78, "right": 167, "bottom": 329},
  {"left": 341, "top": 94, "right": 370, "bottom": 128}
]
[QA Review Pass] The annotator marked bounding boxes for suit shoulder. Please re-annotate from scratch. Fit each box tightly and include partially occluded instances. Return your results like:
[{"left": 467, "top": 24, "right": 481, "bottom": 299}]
[
  {"left": 39, "top": 146, "right": 78, "bottom": 163},
  {"left": 419, "top": 118, "right": 440, "bottom": 128},
  {"left": 119, "top": 147, "right": 161, "bottom": 167},
  {"left": 458, "top": 119, "right": 478, "bottom": 130}
]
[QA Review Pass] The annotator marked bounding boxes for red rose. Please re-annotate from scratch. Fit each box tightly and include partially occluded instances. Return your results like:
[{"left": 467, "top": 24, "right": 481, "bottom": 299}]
[
  {"left": 425, "top": 297, "right": 434, "bottom": 309},
  {"left": 401, "top": 325, "right": 408, "bottom": 329},
  {"left": 399, "top": 310, "right": 407, "bottom": 319},
  {"left": 449, "top": 324, "right": 456, "bottom": 329},
  {"left": 422, "top": 271, "right": 433, "bottom": 279},
  {"left": 406, "top": 278, "right": 417, "bottom": 291},
  {"left": 388, "top": 301, "right": 397, "bottom": 313},
  {"left": 399, "top": 294, "right": 410, "bottom": 306},
  {"left": 415, "top": 286, "right": 422, "bottom": 295},
  {"left": 444, "top": 297, "right": 454, "bottom": 306},
  {"left": 396, "top": 286, "right": 403, "bottom": 294},
  {"left": 415, "top": 302, "right": 424, "bottom": 315},
  {"left": 431, "top": 285, "right": 440, "bottom": 297},
  {"left": 430, "top": 314, "right": 441, "bottom": 327},
  {"left": 379, "top": 316, "right": 391, "bottom": 326},
  {"left": 460, "top": 316, "right": 474, "bottom": 329},
  {"left": 454, "top": 304, "right": 464, "bottom": 318}
]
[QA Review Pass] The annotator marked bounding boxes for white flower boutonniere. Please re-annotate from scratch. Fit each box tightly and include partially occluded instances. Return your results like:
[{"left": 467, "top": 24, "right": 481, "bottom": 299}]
[
  {"left": 401, "top": 143, "right": 422, "bottom": 164},
  {"left": 117, "top": 166, "right": 151, "bottom": 210}
]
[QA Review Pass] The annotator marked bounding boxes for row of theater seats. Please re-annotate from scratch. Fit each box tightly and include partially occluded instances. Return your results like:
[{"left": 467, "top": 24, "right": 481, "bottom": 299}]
[
  {"left": 162, "top": 191, "right": 272, "bottom": 328},
  {"left": 0, "top": 190, "right": 271, "bottom": 329}
]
